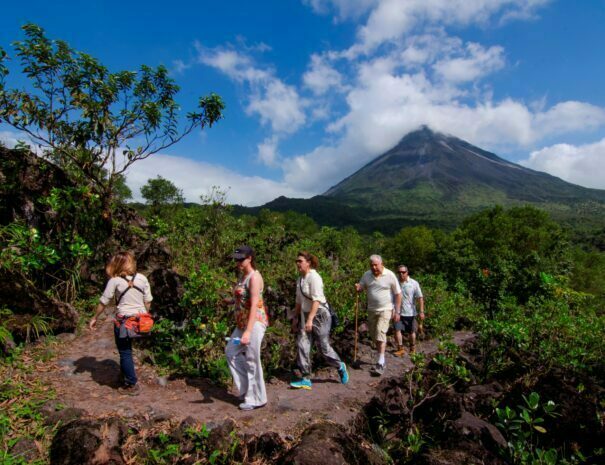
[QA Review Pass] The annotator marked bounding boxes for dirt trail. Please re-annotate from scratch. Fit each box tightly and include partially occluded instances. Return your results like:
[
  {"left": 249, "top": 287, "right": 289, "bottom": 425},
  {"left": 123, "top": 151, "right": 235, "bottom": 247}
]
[{"left": 41, "top": 312, "right": 475, "bottom": 436}]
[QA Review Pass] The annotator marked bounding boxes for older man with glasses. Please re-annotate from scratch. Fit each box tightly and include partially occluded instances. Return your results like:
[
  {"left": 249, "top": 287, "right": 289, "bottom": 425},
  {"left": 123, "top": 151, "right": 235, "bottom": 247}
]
[
  {"left": 356, "top": 255, "right": 402, "bottom": 376},
  {"left": 393, "top": 265, "right": 424, "bottom": 357}
]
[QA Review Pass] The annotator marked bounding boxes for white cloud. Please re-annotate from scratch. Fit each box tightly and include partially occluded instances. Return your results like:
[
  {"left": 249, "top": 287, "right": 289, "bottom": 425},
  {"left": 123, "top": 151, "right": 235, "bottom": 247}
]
[
  {"left": 171, "top": 59, "right": 191, "bottom": 75},
  {"left": 333, "top": 0, "right": 550, "bottom": 56},
  {"left": 246, "top": 80, "right": 307, "bottom": 133},
  {"left": 128, "top": 154, "right": 314, "bottom": 206},
  {"left": 302, "top": 0, "right": 379, "bottom": 21},
  {"left": 520, "top": 139, "right": 605, "bottom": 189},
  {"left": 433, "top": 42, "right": 505, "bottom": 83},
  {"left": 0, "top": 130, "right": 21, "bottom": 148},
  {"left": 197, "top": 44, "right": 306, "bottom": 134},
  {"left": 303, "top": 54, "right": 345, "bottom": 95},
  {"left": 533, "top": 101, "right": 605, "bottom": 139},
  {"left": 257, "top": 135, "right": 280, "bottom": 166}
]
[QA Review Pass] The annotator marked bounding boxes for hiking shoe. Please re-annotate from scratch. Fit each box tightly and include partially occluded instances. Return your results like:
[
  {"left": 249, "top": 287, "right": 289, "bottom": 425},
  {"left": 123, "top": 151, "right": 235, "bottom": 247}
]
[
  {"left": 370, "top": 363, "right": 385, "bottom": 377},
  {"left": 239, "top": 402, "right": 266, "bottom": 411},
  {"left": 118, "top": 384, "right": 141, "bottom": 396},
  {"left": 290, "top": 378, "right": 312, "bottom": 390},
  {"left": 338, "top": 362, "right": 349, "bottom": 384},
  {"left": 394, "top": 346, "right": 406, "bottom": 357}
]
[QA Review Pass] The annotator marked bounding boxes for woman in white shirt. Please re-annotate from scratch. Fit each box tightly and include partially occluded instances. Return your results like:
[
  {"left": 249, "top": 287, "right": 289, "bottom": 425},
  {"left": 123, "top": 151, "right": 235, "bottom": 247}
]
[
  {"left": 89, "top": 251, "right": 152, "bottom": 396},
  {"left": 290, "top": 251, "right": 348, "bottom": 390}
]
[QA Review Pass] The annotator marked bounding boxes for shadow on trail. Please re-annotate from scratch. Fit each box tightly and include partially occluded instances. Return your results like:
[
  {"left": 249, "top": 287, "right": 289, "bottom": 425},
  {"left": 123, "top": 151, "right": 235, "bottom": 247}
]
[
  {"left": 184, "top": 378, "right": 240, "bottom": 406},
  {"left": 73, "top": 356, "right": 122, "bottom": 388}
]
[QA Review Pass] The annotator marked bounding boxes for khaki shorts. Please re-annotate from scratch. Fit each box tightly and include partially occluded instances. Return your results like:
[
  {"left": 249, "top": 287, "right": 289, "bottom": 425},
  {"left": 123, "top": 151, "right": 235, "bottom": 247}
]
[{"left": 368, "top": 310, "right": 392, "bottom": 343}]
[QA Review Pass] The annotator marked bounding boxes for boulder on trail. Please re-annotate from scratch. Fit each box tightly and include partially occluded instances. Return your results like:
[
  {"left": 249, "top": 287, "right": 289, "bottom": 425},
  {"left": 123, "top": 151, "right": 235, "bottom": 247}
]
[
  {"left": 449, "top": 411, "right": 507, "bottom": 452},
  {"left": 277, "top": 421, "right": 389, "bottom": 465},
  {"left": 49, "top": 418, "right": 127, "bottom": 465}
]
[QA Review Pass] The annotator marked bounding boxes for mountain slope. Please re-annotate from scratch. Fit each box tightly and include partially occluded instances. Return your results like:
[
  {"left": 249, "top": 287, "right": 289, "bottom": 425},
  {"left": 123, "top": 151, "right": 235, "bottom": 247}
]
[
  {"left": 256, "top": 127, "right": 605, "bottom": 232},
  {"left": 325, "top": 126, "right": 605, "bottom": 205}
]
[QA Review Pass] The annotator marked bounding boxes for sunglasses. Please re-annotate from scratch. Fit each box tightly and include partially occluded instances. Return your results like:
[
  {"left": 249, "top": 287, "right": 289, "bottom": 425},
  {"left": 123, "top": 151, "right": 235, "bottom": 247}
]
[{"left": 398, "top": 270, "right": 408, "bottom": 274}]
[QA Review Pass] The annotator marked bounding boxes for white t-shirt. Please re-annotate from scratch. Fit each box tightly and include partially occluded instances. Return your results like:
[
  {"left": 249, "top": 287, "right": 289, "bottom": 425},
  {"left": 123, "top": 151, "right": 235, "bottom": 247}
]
[
  {"left": 296, "top": 269, "right": 327, "bottom": 313},
  {"left": 399, "top": 277, "right": 423, "bottom": 317},
  {"left": 359, "top": 268, "right": 401, "bottom": 313},
  {"left": 100, "top": 274, "right": 153, "bottom": 317}
]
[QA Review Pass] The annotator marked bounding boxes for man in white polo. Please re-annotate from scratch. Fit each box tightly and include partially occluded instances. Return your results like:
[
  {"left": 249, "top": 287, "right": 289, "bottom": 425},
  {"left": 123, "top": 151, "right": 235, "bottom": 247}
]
[
  {"left": 356, "top": 255, "right": 402, "bottom": 376},
  {"left": 393, "top": 265, "right": 424, "bottom": 356}
]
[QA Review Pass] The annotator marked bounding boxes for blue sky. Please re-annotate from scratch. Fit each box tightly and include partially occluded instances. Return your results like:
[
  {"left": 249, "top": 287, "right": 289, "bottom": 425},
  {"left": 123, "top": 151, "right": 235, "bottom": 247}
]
[{"left": 2, "top": 0, "right": 604, "bottom": 205}]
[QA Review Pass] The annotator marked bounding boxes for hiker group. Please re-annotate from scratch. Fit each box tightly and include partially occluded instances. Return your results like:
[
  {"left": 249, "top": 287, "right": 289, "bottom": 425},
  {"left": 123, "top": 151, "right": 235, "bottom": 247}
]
[{"left": 90, "top": 247, "right": 424, "bottom": 410}]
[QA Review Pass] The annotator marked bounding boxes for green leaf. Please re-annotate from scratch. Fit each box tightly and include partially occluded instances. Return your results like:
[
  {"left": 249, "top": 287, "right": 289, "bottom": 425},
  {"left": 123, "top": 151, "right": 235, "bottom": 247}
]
[{"left": 534, "top": 425, "right": 547, "bottom": 433}]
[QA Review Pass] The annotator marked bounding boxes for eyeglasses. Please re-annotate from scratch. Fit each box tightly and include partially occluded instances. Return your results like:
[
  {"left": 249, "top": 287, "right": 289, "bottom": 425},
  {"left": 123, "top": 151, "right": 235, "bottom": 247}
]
[{"left": 398, "top": 270, "right": 408, "bottom": 274}]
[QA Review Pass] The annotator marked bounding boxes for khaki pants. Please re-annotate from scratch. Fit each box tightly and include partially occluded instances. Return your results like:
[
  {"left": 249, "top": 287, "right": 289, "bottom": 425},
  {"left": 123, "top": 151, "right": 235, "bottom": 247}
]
[
  {"left": 225, "top": 321, "right": 267, "bottom": 407},
  {"left": 368, "top": 309, "right": 392, "bottom": 343}
]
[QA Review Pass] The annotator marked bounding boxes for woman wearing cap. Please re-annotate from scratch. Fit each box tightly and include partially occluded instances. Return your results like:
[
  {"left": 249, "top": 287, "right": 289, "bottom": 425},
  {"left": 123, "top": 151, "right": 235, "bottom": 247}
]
[{"left": 225, "top": 245, "right": 268, "bottom": 410}]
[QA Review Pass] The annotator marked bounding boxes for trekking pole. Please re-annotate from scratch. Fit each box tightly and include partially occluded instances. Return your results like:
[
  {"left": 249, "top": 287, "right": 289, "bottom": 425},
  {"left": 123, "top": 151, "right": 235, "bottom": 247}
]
[{"left": 353, "top": 292, "right": 359, "bottom": 365}]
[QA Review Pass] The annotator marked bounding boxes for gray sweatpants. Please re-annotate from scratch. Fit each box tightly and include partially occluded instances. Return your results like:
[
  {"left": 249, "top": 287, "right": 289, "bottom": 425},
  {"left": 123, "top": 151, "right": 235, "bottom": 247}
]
[
  {"left": 296, "top": 308, "right": 342, "bottom": 377},
  {"left": 225, "top": 321, "right": 267, "bottom": 407}
]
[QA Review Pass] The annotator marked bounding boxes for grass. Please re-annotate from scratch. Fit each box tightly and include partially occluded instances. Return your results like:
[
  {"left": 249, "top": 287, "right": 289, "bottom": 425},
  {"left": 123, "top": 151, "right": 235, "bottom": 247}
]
[{"left": 0, "top": 342, "right": 62, "bottom": 464}]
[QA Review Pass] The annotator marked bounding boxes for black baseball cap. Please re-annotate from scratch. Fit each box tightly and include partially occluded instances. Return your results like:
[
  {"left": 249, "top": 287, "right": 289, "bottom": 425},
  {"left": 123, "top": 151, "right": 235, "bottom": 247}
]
[{"left": 231, "top": 245, "right": 255, "bottom": 260}]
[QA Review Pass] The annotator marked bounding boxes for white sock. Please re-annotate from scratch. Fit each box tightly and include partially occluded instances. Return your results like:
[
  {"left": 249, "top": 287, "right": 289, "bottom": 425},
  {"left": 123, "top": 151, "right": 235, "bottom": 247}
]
[{"left": 378, "top": 354, "right": 385, "bottom": 366}]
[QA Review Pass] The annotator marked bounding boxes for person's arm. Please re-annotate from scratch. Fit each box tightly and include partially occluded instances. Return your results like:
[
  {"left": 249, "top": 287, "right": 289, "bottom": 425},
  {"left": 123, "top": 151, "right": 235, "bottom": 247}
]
[
  {"left": 393, "top": 292, "right": 402, "bottom": 322},
  {"left": 355, "top": 274, "right": 366, "bottom": 292},
  {"left": 414, "top": 283, "right": 425, "bottom": 319},
  {"left": 418, "top": 296, "right": 425, "bottom": 320},
  {"left": 89, "top": 303, "right": 106, "bottom": 330},
  {"left": 91, "top": 279, "right": 115, "bottom": 329},
  {"left": 305, "top": 301, "right": 320, "bottom": 332},
  {"left": 241, "top": 273, "right": 262, "bottom": 345}
]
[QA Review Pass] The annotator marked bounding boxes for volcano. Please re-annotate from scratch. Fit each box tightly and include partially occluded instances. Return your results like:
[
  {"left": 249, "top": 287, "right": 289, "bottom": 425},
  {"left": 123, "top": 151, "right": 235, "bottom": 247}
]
[{"left": 258, "top": 127, "right": 605, "bottom": 232}]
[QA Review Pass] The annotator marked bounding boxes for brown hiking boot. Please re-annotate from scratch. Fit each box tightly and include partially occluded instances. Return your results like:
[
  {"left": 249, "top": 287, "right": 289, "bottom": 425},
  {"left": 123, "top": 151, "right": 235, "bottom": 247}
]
[
  {"left": 118, "top": 384, "right": 141, "bottom": 396},
  {"left": 394, "top": 346, "right": 406, "bottom": 357}
]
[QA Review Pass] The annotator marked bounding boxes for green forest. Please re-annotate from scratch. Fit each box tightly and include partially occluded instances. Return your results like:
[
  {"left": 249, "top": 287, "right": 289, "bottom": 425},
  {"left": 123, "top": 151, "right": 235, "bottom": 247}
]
[{"left": 1, "top": 25, "right": 604, "bottom": 465}]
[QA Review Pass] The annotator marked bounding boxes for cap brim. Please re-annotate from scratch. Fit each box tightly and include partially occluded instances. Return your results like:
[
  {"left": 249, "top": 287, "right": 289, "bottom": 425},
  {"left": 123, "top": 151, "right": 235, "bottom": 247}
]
[{"left": 231, "top": 253, "right": 246, "bottom": 259}]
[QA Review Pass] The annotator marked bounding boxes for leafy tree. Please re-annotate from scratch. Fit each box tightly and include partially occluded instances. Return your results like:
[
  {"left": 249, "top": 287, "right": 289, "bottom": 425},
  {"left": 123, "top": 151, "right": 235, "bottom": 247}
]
[
  {"left": 141, "top": 176, "right": 183, "bottom": 214},
  {"left": 441, "top": 206, "right": 569, "bottom": 315},
  {"left": 0, "top": 24, "right": 224, "bottom": 225},
  {"left": 113, "top": 174, "right": 132, "bottom": 202},
  {"left": 387, "top": 225, "right": 436, "bottom": 273}
]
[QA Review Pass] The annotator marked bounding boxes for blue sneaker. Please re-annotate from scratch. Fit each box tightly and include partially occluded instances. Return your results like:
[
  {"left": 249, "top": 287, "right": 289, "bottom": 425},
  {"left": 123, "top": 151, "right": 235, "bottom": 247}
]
[
  {"left": 290, "top": 378, "right": 312, "bottom": 390},
  {"left": 338, "top": 362, "right": 349, "bottom": 384}
]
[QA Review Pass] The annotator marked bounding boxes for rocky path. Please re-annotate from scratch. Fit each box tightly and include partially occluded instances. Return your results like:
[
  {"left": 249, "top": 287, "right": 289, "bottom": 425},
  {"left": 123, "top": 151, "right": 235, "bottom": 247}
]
[{"left": 41, "top": 311, "right": 475, "bottom": 436}]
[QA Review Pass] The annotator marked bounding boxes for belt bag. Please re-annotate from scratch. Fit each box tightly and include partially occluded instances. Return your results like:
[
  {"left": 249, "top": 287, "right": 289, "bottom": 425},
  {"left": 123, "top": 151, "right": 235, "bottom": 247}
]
[{"left": 115, "top": 313, "right": 154, "bottom": 337}]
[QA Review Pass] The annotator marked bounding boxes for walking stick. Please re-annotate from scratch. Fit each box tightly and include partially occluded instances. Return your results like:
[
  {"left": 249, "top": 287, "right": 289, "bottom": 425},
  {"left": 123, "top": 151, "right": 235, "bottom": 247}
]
[{"left": 352, "top": 292, "right": 361, "bottom": 369}]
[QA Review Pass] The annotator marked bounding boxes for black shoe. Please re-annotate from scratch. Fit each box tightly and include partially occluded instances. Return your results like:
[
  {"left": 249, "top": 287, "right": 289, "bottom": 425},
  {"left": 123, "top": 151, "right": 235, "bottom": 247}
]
[{"left": 370, "top": 363, "right": 384, "bottom": 377}]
